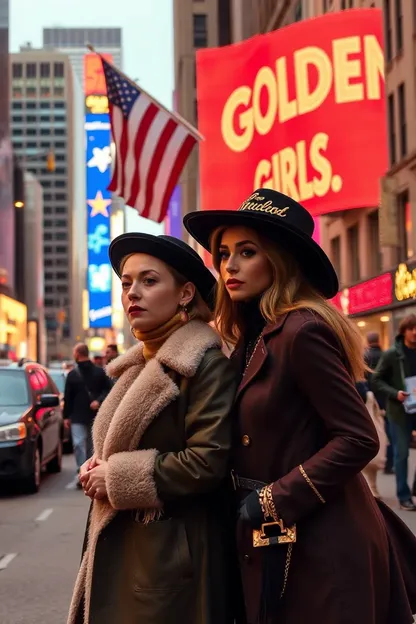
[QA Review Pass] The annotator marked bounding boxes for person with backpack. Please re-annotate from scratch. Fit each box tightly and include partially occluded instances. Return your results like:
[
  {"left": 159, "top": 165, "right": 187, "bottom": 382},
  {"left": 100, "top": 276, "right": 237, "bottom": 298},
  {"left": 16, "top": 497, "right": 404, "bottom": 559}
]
[{"left": 63, "top": 343, "right": 112, "bottom": 485}]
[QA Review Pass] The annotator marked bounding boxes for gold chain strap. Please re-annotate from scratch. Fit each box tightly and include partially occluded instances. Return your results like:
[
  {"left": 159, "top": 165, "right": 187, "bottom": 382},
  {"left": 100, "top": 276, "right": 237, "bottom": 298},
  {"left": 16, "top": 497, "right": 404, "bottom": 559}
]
[
  {"left": 299, "top": 464, "right": 326, "bottom": 504},
  {"left": 243, "top": 334, "right": 262, "bottom": 376},
  {"left": 280, "top": 543, "right": 293, "bottom": 599}
]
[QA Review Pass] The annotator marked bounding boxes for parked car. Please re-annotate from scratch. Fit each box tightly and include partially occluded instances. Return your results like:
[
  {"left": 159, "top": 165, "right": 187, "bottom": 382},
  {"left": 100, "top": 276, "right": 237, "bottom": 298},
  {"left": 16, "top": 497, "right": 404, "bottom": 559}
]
[
  {"left": 48, "top": 368, "right": 72, "bottom": 453},
  {"left": 0, "top": 361, "right": 64, "bottom": 493}
]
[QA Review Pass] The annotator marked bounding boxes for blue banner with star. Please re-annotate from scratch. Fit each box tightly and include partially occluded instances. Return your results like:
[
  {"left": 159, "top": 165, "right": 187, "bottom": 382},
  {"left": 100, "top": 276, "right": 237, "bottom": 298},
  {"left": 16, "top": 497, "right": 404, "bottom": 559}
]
[{"left": 85, "top": 113, "right": 112, "bottom": 328}]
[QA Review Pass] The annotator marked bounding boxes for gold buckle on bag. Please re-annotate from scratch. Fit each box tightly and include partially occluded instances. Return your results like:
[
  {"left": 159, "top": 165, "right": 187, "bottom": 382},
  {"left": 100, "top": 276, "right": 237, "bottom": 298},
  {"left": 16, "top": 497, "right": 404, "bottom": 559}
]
[{"left": 253, "top": 520, "right": 297, "bottom": 548}]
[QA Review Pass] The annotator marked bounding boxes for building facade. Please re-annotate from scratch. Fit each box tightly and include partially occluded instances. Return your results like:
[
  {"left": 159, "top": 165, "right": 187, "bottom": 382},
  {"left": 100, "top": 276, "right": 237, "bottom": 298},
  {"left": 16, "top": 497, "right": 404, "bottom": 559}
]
[
  {"left": 0, "top": 0, "right": 14, "bottom": 293},
  {"left": 10, "top": 48, "right": 86, "bottom": 361},
  {"left": 173, "top": 0, "right": 233, "bottom": 242},
  {"left": 42, "top": 28, "right": 122, "bottom": 88},
  {"left": 23, "top": 171, "right": 47, "bottom": 364}
]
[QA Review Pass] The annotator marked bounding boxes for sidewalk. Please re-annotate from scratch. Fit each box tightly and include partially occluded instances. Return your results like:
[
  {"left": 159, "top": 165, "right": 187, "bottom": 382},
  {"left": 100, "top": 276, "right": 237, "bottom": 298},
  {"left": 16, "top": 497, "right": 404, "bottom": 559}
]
[{"left": 378, "top": 449, "right": 416, "bottom": 535}]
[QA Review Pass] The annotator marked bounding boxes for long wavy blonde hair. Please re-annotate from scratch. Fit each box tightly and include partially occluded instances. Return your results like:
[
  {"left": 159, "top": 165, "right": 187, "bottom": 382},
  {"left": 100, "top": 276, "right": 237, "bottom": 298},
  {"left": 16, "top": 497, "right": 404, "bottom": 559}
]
[{"left": 211, "top": 227, "right": 365, "bottom": 381}]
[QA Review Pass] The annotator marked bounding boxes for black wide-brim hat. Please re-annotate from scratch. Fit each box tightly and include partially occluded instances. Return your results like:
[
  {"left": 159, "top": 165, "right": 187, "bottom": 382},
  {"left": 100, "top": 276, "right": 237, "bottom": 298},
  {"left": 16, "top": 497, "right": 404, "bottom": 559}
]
[
  {"left": 183, "top": 189, "right": 339, "bottom": 299},
  {"left": 109, "top": 233, "right": 217, "bottom": 310}
]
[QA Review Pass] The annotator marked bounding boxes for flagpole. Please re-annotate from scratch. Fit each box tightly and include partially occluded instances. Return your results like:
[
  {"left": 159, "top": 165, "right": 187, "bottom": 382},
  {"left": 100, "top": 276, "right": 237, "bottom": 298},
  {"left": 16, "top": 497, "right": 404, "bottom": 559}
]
[{"left": 86, "top": 43, "right": 204, "bottom": 142}]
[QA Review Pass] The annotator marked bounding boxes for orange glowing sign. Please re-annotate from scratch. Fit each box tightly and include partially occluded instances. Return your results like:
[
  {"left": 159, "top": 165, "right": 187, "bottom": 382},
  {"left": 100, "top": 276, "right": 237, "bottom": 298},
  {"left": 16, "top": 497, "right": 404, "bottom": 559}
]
[
  {"left": 196, "top": 9, "right": 387, "bottom": 218},
  {"left": 84, "top": 53, "right": 113, "bottom": 96}
]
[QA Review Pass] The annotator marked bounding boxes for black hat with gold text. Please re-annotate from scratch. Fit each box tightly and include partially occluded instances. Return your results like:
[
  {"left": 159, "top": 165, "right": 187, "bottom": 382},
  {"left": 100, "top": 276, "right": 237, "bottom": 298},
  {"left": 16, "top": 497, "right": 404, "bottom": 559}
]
[{"left": 183, "top": 189, "right": 339, "bottom": 299}]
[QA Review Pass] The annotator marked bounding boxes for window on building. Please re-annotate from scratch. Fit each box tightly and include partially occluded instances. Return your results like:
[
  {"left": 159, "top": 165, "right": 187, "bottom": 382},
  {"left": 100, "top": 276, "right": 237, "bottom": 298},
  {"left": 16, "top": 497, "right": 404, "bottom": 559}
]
[
  {"left": 54, "top": 86, "right": 65, "bottom": 97},
  {"left": 26, "top": 128, "right": 37, "bottom": 136},
  {"left": 54, "top": 62, "right": 64, "bottom": 78},
  {"left": 44, "top": 193, "right": 52, "bottom": 201},
  {"left": 12, "top": 86, "right": 22, "bottom": 98},
  {"left": 54, "top": 141, "right": 65, "bottom": 148},
  {"left": 55, "top": 193, "right": 67, "bottom": 201},
  {"left": 13, "top": 141, "right": 23, "bottom": 148},
  {"left": 40, "top": 63, "right": 50, "bottom": 78},
  {"left": 40, "top": 101, "right": 50, "bottom": 109},
  {"left": 193, "top": 14, "right": 208, "bottom": 47},
  {"left": 13, "top": 129, "right": 23, "bottom": 137},
  {"left": 388, "top": 93, "right": 396, "bottom": 165},
  {"left": 12, "top": 102, "right": 22, "bottom": 110},
  {"left": 56, "top": 258, "right": 67, "bottom": 267},
  {"left": 54, "top": 101, "right": 66, "bottom": 109},
  {"left": 55, "top": 206, "right": 66, "bottom": 214},
  {"left": 347, "top": 225, "right": 360, "bottom": 282},
  {"left": 44, "top": 258, "right": 53, "bottom": 267},
  {"left": 42, "top": 181, "right": 51, "bottom": 188},
  {"left": 45, "top": 299, "right": 55, "bottom": 307},
  {"left": 26, "top": 141, "right": 37, "bottom": 148},
  {"left": 40, "top": 115, "right": 50, "bottom": 122},
  {"left": 397, "top": 189, "right": 411, "bottom": 260},
  {"left": 40, "top": 86, "right": 51, "bottom": 98},
  {"left": 384, "top": 0, "right": 392, "bottom": 62},
  {"left": 55, "top": 232, "right": 67, "bottom": 241},
  {"left": 395, "top": 0, "right": 403, "bottom": 53},
  {"left": 330, "top": 236, "right": 341, "bottom": 278},
  {"left": 56, "top": 245, "right": 67, "bottom": 253},
  {"left": 55, "top": 167, "right": 66, "bottom": 175},
  {"left": 44, "top": 206, "right": 52, "bottom": 215},
  {"left": 26, "top": 102, "right": 36, "bottom": 109},
  {"left": 26, "top": 63, "right": 37, "bottom": 78},
  {"left": 44, "top": 232, "right": 53, "bottom": 241},
  {"left": 56, "top": 285, "right": 67, "bottom": 294},
  {"left": 40, "top": 128, "right": 51, "bottom": 136},
  {"left": 12, "top": 115, "right": 23, "bottom": 123},
  {"left": 26, "top": 115, "right": 36, "bottom": 123},
  {"left": 55, "top": 219, "right": 67, "bottom": 227},
  {"left": 45, "top": 272, "right": 53, "bottom": 281},
  {"left": 43, "top": 219, "right": 53, "bottom": 228},
  {"left": 55, "top": 128, "right": 66, "bottom": 136},
  {"left": 56, "top": 271, "right": 68, "bottom": 280},
  {"left": 368, "top": 211, "right": 381, "bottom": 274},
  {"left": 44, "top": 245, "right": 52, "bottom": 255},
  {"left": 26, "top": 86, "right": 36, "bottom": 98},
  {"left": 55, "top": 154, "right": 66, "bottom": 162},
  {"left": 294, "top": 1, "right": 302, "bottom": 21},
  {"left": 398, "top": 82, "right": 407, "bottom": 158},
  {"left": 12, "top": 63, "right": 23, "bottom": 78}
]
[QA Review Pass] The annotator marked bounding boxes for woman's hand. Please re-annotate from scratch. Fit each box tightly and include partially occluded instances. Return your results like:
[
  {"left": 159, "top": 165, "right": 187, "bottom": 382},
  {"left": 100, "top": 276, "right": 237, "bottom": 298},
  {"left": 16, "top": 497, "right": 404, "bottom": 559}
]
[
  {"left": 80, "top": 458, "right": 109, "bottom": 500},
  {"left": 238, "top": 489, "right": 264, "bottom": 528},
  {"left": 79, "top": 454, "right": 98, "bottom": 482}
]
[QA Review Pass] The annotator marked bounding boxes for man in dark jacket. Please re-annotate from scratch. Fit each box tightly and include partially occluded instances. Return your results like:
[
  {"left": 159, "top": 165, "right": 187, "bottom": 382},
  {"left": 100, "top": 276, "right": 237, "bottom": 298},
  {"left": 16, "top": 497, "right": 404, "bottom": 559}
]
[
  {"left": 365, "top": 332, "right": 393, "bottom": 472},
  {"left": 372, "top": 315, "right": 416, "bottom": 510},
  {"left": 63, "top": 343, "right": 112, "bottom": 480}
]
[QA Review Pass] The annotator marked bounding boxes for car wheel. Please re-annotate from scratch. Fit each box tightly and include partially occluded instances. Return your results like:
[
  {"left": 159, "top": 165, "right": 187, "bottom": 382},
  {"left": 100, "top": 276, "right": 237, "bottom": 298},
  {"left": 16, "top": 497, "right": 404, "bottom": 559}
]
[
  {"left": 46, "top": 438, "right": 63, "bottom": 473},
  {"left": 22, "top": 446, "right": 41, "bottom": 494}
]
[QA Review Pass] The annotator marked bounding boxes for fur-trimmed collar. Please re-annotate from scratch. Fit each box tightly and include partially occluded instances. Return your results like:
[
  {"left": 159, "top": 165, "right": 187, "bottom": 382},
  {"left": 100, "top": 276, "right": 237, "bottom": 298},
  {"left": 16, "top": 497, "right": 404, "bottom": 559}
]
[{"left": 107, "top": 320, "right": 221, "bottom": 379}]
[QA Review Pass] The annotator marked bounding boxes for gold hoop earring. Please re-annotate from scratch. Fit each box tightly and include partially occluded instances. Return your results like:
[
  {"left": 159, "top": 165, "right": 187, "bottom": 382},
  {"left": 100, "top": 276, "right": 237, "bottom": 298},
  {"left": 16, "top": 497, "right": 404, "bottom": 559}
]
[
  {"left": 180, "top": 305, "right": 189, "bottom": 323},
  {"left": 130, "top": 326, "right": 138, "bottom": 339}
]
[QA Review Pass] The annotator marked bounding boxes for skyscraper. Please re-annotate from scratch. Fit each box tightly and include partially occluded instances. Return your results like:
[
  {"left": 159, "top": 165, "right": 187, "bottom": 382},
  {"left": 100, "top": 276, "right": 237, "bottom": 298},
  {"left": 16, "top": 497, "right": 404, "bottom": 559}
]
[
  {"left": 42, "top": 27, "right": 122, "bottom": 86},
  {"left": 10, "top": 47, "right": 86, "bottom": 360}
]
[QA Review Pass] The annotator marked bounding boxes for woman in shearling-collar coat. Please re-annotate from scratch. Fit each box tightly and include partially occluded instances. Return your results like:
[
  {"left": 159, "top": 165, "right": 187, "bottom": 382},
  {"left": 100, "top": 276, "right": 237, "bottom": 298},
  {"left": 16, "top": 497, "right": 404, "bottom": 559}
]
[
  {"left": 185, "top": 188, "right": 416, "bottom": 624},
  {"left": 67, "top": 234, "right": 238, "bottom": 624}
]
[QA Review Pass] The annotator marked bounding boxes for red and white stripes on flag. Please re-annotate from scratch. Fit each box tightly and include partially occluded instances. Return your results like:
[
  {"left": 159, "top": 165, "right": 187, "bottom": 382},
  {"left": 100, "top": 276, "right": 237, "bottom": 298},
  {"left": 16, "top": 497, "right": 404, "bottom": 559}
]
[{"left": 101, "top": 57, "right": 199, "bottom": 223}]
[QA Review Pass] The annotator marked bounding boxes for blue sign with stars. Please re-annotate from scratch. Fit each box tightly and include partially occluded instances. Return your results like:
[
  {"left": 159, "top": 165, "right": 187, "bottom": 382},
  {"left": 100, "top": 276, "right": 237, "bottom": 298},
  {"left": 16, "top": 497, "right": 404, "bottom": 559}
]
[{"left": 85, "top": 113, "right": 112, "bottom": 328}]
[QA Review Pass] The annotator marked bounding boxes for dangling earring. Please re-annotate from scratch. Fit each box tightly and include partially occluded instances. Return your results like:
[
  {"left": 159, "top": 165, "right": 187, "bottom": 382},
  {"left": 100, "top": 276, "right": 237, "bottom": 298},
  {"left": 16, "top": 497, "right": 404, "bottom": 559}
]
[
  {"left": 180, "top": 305, "right": 189, "bottom": 323},
  {"left": 130, "top": 326, "right": 138, "bottom": 339}
]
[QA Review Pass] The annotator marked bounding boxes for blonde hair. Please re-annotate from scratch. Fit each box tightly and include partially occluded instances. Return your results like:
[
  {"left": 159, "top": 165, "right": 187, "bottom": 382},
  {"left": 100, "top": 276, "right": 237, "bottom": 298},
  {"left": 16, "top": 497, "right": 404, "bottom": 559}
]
[
  {"left": 211, "top": 228, "right": 365, "bottom": 381},
  {"left": 120, "top": 253, "right": 212, "bottom": 324}
]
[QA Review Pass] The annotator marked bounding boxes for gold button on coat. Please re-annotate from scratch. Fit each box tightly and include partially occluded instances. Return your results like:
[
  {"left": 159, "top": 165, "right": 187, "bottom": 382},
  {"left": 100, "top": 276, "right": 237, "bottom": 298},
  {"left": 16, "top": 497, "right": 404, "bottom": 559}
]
[{"left": 242, "top": 435, "right": 251, "bottom": 447}]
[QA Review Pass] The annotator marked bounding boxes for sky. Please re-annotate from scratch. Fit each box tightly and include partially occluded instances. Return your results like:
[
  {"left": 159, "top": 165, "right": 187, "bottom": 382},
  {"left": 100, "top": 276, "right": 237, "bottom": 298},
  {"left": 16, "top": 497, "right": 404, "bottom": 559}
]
[{"left": 10, "top": 0, "right": 175, "bottom": 235}]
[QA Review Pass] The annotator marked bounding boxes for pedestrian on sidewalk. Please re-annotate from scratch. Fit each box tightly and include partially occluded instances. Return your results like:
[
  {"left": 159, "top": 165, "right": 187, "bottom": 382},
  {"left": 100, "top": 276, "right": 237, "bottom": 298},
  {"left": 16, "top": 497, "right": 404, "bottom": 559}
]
[
  {"left": 372, "top": 315, "right": 416, "bottom": 511},
  {"left": 185, "top": 188, "right": 416, "bottom": 624},
  {"left": 365, "top": 332, "right": 394, "bottom": 473},
  {"left": 68, "top": 234, "right": 237, "bottom": 624},
  {"left": 63, "top": 343, "right": 112, "bottom": 484}
]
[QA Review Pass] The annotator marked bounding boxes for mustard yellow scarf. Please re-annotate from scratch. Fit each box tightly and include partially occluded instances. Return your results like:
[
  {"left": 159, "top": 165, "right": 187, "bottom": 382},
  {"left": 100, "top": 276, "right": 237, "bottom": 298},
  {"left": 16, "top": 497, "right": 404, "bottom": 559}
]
[{"left": 134, "top": 312, "right": 185, "bottom": 361}]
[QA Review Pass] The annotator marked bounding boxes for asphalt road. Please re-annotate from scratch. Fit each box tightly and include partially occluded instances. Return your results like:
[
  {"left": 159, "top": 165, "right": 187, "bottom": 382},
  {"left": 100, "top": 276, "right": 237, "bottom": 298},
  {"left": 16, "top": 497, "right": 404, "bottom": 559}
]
[
  {"left": 0, "top": 452, "right": 415, "bottom": 624},
  {"left": 0, "top": 454, "right": 89, "bottom": 624}
]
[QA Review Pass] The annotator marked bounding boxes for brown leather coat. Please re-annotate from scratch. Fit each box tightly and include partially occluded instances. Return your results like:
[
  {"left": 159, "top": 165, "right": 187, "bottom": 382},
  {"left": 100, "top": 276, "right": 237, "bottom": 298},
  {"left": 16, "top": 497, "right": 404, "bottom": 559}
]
[{"left": 232, "top": 309, "right": 416, "bottom": 624}]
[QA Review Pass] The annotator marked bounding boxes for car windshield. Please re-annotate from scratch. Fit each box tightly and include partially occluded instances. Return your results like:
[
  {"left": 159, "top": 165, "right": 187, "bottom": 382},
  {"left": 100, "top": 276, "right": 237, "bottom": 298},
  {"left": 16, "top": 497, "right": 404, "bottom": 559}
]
[
  {"left": 0, "top": 371, "right": 30, "bottom": 407},
  {"left": 48, "top": 372, "right": 66, "bottom": 393}
]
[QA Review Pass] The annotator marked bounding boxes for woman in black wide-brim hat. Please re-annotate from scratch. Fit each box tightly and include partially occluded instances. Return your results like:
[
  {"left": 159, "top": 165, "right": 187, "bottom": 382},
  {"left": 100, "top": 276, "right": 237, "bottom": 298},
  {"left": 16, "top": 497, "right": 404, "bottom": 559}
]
[
  {"left": 184, "top": 189, "right": 416, "bottom": 624},
  {"left": 68, "top": 233, "right": 238, "bottom": 624}
]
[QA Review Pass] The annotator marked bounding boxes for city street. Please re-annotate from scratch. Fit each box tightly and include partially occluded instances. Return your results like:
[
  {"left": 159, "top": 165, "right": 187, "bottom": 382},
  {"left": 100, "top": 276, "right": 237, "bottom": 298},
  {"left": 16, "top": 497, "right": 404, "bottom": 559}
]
[{"left": 0, "top": 452, "right": 415, "bottom": 624}]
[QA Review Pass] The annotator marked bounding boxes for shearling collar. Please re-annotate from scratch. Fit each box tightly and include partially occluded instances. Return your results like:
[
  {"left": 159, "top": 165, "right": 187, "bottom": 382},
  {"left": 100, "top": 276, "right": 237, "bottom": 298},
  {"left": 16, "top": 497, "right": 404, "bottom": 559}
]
[{"left": 107, "top": 320, "right": 221, "bottom": 379}]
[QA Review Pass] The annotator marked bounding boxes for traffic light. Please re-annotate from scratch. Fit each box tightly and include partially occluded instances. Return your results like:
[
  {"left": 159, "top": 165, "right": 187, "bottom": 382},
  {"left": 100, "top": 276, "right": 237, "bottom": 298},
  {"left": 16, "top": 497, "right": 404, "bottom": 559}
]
[{"left": 47, "top": 151, "right": 56, "bottom": 172}]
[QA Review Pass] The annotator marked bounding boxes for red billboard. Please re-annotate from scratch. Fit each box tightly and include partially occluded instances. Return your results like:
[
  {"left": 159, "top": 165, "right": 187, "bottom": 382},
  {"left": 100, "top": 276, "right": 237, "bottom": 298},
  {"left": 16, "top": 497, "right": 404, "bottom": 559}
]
[
  {"left": 196, "top": 9, "right": 387, "bottom": 218},
  {"left": 331, "top": 272, "right": 393, "bottom": 316}
]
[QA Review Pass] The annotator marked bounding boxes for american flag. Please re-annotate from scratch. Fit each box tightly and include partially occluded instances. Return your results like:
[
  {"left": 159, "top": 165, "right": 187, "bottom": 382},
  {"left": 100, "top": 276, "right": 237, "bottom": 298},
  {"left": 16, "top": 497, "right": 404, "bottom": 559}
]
[{"left": 101, "top": 57, "right": 199, "bottom": 223}]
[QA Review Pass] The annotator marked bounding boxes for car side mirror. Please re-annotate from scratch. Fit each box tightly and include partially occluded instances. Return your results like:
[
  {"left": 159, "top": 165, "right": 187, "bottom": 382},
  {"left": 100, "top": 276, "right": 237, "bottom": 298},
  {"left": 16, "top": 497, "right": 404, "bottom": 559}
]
[{"left": 37, "top": 394, "right": 60, "bottom": 408}]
